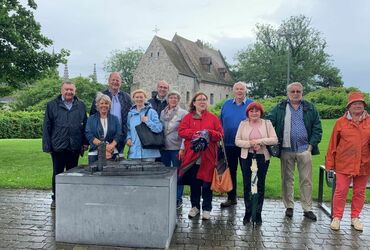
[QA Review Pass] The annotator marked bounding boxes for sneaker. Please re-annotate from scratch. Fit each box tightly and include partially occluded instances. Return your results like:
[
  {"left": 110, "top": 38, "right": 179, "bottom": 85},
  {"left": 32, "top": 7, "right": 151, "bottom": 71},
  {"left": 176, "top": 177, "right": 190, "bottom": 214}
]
[
  {"left": 330, "top": 217, "right": 340, "bottom": 231},
  {"left": 220, "top": 199, "right": 237, "bottom": 208},
  {"left": 202, "top": 211, "right": 211, "bottom": 220},
  {"left": 188, "top": 207, "right": 200, "bottom": 218},
  {"left": 351, "top": 218, "right": 364, "bottom": 231},
  {"left": 285, "top": 208, "right": 293, "bottom": 218},
  {"left": 176, "top": 201, "right": 183, "bottom": 210},
  {"left": 304, "top": 211, "right": 317, "bottom": 221},
  {"left": 50, "top": 200, "right": 56, "bottom": 210}
]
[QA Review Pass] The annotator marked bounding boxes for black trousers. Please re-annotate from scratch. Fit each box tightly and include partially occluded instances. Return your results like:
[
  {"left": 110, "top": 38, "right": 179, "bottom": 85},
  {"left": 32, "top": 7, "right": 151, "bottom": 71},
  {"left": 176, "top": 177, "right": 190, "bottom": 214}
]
[
  {"left": 188, "top": 164, "right": 213, "bottom": 211},
  {"left": 51, "top": 150, "right": 80, "bottom": 200},
  {"left": 225, "top": 146, "right": 242, "bottom": 201},
  {"left": 240, "top": 153, "right": 270, "bottom": 213}
]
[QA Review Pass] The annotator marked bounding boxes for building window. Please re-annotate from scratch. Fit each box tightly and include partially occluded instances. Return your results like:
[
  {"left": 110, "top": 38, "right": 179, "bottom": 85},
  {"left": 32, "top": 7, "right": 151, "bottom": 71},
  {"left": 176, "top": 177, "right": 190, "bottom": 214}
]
[
  {"left": 210, "top": 93, "right": 214, "bottom": 105},
  {"left": 186, "top": 91, "right": 190, "bottom": 104},
  {"left": 150, "top": 52, "right": 153, "bottom": 57},
  {"left": 200, "top": 57, "right": 211, "bottom": 73},
  {"left": 157, "top": 52, "right": 160, "bottom": 57}
]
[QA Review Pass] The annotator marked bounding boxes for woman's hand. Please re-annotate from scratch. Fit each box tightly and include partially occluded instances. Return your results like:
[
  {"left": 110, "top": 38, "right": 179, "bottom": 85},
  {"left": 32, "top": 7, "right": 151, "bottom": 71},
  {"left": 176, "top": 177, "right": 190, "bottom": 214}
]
[
  {"left": 253, "top": 144, "right": 261, "bottom": 151},
  {"left": 250, "top": 139, "right": 261, "bottom": 151},
  {"left": 126, "top": 139, "right": 132, "bottom": 147},
  {"left": 106, "top": 143, "right": 115, "bottom": 153},
  {"left": 93, "top": 138, "right": 102, "bottom": 146},
  {"left": 177, "top": 149, "right": 184, "bottom": 160},
  {"left": 141, "top": 116, "right": 148, "bottom": 123}
]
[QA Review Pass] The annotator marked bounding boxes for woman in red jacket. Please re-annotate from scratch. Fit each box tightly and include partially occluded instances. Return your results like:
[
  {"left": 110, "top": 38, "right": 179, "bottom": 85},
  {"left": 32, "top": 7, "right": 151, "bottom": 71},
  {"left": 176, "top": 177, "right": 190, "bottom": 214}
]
[
  {"left": 178, "top": 92, "right": 223, "bottom": 220},
  {"left": 326, "top": 92, "right": 370, "bottom": 231}
]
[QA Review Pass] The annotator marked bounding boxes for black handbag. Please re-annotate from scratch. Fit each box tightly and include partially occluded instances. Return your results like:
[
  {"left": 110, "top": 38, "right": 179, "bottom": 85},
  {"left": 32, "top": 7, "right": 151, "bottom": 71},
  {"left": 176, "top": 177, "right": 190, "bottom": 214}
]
[
  {"left": 135, "top": 108, "right": 165, "bottom": 149},
  {"left": 265, "top": 120, "right": 281, "bottom": 157}
]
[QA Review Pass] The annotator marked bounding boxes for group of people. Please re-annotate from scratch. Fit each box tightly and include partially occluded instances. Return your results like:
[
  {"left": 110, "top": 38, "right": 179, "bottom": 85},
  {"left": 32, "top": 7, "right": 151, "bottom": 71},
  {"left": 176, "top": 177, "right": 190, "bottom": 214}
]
[{"left": 42, "top": 73, "right": 369, "bottom": 231}]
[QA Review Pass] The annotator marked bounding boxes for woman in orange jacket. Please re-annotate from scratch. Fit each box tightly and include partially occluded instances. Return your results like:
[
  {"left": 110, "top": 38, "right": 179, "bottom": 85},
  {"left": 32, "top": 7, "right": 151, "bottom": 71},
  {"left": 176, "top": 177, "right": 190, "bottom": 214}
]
[{"left": 325, "top": 91, "right": 370, "bottom": 231}]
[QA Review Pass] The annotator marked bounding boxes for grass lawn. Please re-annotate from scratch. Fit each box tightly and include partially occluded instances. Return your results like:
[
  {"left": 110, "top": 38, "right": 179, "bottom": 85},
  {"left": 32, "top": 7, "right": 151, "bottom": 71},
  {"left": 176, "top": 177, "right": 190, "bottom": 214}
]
[{"left": 0, "top": 119, "right": 368, "bottom": 202}]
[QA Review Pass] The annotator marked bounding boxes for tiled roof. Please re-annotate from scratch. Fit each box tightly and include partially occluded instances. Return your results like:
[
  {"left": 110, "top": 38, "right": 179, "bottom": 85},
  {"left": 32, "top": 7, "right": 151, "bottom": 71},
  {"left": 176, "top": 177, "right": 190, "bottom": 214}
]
[{"left": 155, "top": 36, "right": 195, "bottom": 77}]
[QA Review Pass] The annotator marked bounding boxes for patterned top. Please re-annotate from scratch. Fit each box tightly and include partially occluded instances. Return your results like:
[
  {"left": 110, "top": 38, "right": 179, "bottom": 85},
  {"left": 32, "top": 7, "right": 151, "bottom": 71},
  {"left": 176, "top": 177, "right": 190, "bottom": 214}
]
[{"left": 289, "top": 102, "right": 308, "bottom": 152}]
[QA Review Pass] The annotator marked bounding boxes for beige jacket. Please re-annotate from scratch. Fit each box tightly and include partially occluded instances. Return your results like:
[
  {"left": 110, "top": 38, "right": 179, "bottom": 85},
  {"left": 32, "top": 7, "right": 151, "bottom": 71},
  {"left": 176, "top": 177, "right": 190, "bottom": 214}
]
[{"left": 235, "top": 119, "right": 278, "bottom": 160}]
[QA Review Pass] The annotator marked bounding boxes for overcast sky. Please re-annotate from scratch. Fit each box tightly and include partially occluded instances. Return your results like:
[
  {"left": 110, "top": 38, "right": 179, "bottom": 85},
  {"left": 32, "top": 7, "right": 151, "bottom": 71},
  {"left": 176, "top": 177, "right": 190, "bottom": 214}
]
[{"left": 34, "top": 0, "right": 370, "bottom": 93}]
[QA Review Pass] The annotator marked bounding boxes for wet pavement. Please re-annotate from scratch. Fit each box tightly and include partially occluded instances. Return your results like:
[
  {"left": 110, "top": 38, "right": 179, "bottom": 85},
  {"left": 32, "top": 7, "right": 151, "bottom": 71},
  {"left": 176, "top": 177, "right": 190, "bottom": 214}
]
[{"left": 0, "top": 189, "right": 369, "bottom": 249}]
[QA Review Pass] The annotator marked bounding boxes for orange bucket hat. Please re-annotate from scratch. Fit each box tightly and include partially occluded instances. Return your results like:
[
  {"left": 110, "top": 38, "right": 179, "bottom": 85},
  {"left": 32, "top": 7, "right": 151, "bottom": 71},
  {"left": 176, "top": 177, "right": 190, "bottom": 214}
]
[{"left": 346, "top": 92, "right": 367, "bottom": 108}]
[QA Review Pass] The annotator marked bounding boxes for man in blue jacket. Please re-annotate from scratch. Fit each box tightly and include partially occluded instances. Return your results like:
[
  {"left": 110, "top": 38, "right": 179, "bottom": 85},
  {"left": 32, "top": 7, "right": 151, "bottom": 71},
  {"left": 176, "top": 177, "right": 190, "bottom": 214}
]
[
  {"left": 220, "top": 81, "right": 253, "bottom": 207},
  {"left": 42, "top": 81, "right": 88, "bottom": 209}
]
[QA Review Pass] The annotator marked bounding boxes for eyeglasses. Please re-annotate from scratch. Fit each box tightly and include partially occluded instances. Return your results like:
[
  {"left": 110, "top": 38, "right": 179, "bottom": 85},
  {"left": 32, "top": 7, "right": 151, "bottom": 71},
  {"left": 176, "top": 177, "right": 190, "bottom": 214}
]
[
  {"left": 289, "top": 90, "right": 302, "bottom": 94},
  {"left": 195, "top": 98, "right": 207, "bottom": 102}
]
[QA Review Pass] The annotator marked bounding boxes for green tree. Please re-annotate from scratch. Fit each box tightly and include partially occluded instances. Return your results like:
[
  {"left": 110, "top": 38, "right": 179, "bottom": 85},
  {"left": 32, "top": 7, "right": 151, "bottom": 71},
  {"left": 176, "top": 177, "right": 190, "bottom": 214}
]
[
  {"left": 12, "top": 76, "right": 104, "bottom": 111},
  {"left": 0, "top": 0, "right": 68, "bottom": 87},
  {"left": 104, "top": 48, "right": 144, "bottom": 92},
  {"left": 234, "top": 15, "right": 343, "bottom": 98}
]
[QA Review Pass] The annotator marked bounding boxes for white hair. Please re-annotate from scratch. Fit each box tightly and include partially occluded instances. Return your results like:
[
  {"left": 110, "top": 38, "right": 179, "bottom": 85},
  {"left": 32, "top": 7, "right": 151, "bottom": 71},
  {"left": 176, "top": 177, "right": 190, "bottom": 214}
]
[{"left": 233, "top": 81, "right": 247, "bottom": 92}]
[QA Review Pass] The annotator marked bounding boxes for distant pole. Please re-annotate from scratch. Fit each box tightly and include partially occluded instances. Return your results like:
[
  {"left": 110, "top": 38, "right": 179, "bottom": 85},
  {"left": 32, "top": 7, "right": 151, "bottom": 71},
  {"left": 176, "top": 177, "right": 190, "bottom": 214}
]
[
  {"left": 287, "top": 48, "right": 290, "bottom": 85},
  {"left": 279, "top": 31, "right": 292, "bottom": 85},
  {"left": 92, "top": 63, "right": 97, "bottom": 82},
  {"left": 63, "top": 63, "right": 69, "bottom": 82}
]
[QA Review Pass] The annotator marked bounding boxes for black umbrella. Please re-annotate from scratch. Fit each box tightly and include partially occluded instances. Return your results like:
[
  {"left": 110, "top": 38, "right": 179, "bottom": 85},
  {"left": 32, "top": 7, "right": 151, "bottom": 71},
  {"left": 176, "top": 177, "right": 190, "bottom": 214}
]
[{"left": 250, "top": 152, "right": 259, "bottom": 227}]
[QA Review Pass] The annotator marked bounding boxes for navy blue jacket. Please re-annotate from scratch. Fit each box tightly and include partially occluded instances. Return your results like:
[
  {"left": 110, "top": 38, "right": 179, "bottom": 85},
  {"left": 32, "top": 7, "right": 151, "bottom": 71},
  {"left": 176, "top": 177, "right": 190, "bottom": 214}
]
[
  {"left": 85, "top": 113, "right": 122, "bottom": 152},
  {"left": 42, "top": 95, "right": 87, "bottom": 153}
]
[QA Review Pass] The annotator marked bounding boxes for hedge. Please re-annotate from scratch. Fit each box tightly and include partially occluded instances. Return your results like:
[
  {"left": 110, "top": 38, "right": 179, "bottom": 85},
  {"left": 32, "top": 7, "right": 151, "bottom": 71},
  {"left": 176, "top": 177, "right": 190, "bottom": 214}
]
[{"left": 0, "top": 111, "right": 43, "bottom": 139}]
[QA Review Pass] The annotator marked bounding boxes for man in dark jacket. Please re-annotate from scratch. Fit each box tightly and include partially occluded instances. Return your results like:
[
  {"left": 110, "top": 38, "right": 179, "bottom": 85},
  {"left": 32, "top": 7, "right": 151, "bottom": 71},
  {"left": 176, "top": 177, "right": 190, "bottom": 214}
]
[
  {"left": 90, "top": 72, "right": 132, "bottom": 157},
  {"left": 148, "top": 80, "right": 169, "bottom": 118},
  {"left": 42, "top": 81, "right": 88, "bottom": 209},
  {"left": 267, "top": 82, "right": 322, "bottom": 221}
]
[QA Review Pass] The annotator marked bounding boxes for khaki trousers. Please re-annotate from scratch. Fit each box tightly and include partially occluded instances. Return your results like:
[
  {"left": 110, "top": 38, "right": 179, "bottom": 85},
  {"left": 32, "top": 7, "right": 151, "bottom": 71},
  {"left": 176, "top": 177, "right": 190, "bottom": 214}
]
[{"left": 280, "top": 150, "right": 313, "bottom": 212}]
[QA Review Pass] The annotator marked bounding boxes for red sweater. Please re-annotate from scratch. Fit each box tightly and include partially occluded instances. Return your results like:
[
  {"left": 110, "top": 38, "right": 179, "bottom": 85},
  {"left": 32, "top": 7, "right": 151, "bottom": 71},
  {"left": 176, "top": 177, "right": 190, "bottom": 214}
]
[{"left": 178, "top": 110, "right": 223, "bottom": 182}]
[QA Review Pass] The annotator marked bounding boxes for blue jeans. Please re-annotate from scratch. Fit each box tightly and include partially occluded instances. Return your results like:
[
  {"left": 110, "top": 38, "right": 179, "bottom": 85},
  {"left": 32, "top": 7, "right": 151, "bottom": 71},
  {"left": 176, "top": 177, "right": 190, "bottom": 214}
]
[{"left": 161, "top": 150, "right": 183, "bottom": 204}]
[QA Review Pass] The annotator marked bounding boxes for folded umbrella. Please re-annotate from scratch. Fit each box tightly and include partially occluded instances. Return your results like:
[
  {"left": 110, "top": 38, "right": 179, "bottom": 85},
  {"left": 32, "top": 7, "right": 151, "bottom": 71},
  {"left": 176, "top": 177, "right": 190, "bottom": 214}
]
[{"left": 250, "top": 152, "right": 259, "bottom": 227}]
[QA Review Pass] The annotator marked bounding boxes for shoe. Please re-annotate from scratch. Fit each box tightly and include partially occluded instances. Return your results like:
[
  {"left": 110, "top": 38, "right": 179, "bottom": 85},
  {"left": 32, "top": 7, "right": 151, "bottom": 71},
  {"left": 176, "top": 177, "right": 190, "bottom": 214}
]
[
  {"left": 256, "top": 213, "right": 262, "bottom": 225},
  {"left": 243, "top": 212, "right": 251, "bottom": 225},
  {"left": 50, "top": 200, "right": 56, "bottom": 209},
  {"left": 285, "top": 208, "right": 293, "bottom": 218},
  {"left": 176, "top": 201, "right": 183, "bottom": 210},
  {"left": 188, "top": 207, "right": 200, "bottom": 218},
  {"left": 304, "top": 211, "right": 317, "bottom": 221},
  {"left": 351, "top": 218, "right": 364, "bottom": 231},
  {"left": 330, "top": 217, "right": 340, "bottom": 231},
  {"left": 220, "top": 199, "right": 237, "bottom": 208},
  {"left": 202, "top": 211, "right": 211, "bottom": 220}
]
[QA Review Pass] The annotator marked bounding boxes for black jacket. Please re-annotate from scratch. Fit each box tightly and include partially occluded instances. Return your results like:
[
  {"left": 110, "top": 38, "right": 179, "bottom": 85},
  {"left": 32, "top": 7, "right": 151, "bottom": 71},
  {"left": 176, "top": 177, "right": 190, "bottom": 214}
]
[
  {"left": 90, "top": 89, "right": 132, "bottom": 147},
  {"left": 42, "top": 95, "right": 88, "bottom": 153},
  {"left": 148, "top": 96, "right": 167, "bottom": 118}
]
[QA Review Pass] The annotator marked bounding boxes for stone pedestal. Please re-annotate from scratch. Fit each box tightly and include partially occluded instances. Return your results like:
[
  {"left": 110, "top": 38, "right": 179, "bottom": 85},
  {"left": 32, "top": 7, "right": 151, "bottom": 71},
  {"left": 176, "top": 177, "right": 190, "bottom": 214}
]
[{"left": 55, "top": 164, "right": 177, "bottom": 249}]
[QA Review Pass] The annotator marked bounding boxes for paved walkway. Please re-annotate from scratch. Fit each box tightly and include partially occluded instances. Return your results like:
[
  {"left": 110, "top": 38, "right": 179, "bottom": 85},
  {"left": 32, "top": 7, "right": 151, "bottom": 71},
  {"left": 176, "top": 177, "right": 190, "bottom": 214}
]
[{"left": 0, "top": 189, "right": 369, "bottom": 249}]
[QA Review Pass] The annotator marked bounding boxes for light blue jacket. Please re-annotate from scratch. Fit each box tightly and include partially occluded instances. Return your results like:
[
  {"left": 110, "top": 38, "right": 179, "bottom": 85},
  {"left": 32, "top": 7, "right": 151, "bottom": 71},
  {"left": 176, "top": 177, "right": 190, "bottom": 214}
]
[{"left": 126, "top": 103, "right": 163, "bottom": 159}]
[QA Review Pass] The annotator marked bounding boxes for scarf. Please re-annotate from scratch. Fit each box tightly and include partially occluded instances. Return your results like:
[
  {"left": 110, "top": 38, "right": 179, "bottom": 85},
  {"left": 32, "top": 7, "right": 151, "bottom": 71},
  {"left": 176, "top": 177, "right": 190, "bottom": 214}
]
[{"left": 344, "top": 110, "right": 369, "bottom": 121}]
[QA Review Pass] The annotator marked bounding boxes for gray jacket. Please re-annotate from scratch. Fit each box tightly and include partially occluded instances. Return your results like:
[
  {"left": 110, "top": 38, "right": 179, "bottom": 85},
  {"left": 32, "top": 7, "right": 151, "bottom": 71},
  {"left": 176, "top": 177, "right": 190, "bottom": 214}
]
[{"left": 160, "top": 106, "right": 187, "bottom": 150}]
